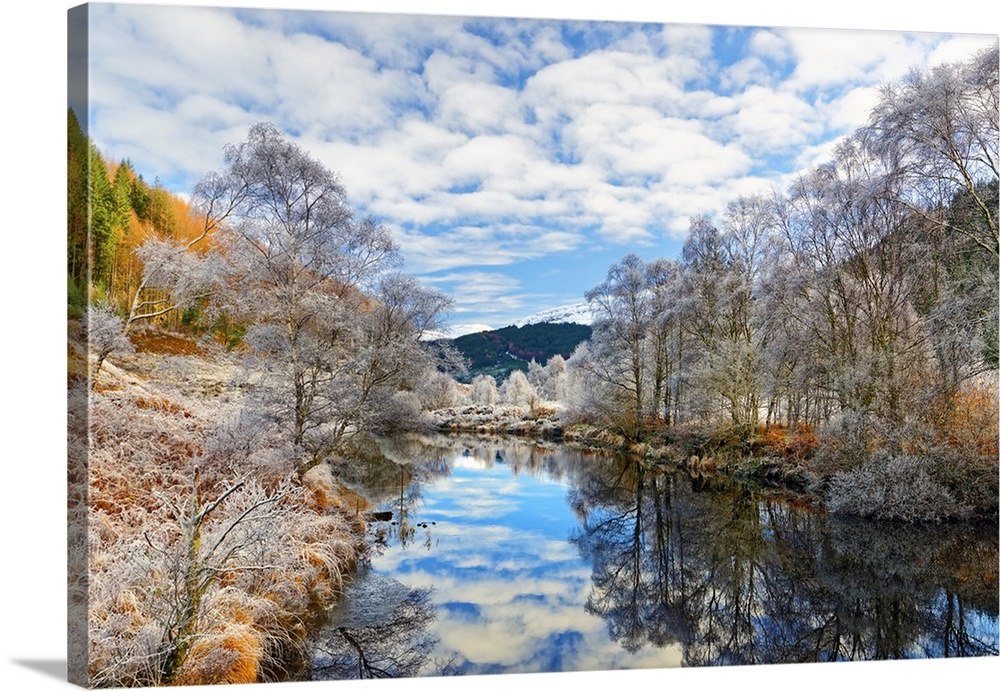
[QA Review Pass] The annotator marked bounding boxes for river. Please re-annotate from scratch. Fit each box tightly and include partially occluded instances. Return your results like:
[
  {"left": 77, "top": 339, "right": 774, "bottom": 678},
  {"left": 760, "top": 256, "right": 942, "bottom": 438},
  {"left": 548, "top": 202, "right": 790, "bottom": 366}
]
[{"left": 309, "top": 434, "right": 999, "bottom": 679}]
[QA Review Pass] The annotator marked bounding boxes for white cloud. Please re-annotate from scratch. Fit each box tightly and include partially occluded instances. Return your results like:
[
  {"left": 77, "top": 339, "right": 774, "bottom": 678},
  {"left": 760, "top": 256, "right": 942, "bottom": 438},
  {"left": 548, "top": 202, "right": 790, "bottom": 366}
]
[
  {"left": 780, "top": 27, "right": 932, "bottom": 92},
  {"left": 719, "top": 56, "right": 778, "bottom": 91},
  {"left": 827, "top": 84, "right": 882, "bottom": 131},
  {"left": 724, "top": 85, "right": 820, "bottom": 152},
  {"left": 926, "top": 34, "right": 998, "bottom": 68},
  {"left": 748, "top": 28, "right": 792, "bottom": 63},
  {"left": 436, "top": 81, "right": 524, "bottom": 134},
  {"left": 660, "top": 23, "right": 716, "bottom": 64},
  {"left": 421, "top": 271, "right": 527, "bottom": 316}
]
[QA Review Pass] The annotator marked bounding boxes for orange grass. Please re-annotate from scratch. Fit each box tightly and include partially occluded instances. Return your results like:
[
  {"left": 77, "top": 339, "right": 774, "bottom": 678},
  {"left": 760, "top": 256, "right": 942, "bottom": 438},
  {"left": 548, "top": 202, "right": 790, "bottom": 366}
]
[
  {"left": 937, "top": 383, "right": 999, "bottom": 460},
  {"left": 173, "top": 621, "right": 265, "bottom": 686}
]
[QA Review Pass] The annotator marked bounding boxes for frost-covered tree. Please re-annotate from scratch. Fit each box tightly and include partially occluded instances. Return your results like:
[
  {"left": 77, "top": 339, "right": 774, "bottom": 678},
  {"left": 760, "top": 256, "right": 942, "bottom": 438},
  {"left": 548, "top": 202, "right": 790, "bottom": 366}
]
[
  {"left": 526, "top": 359, "right": 546, "bottom": 395},
  {"left": 561, "top": 341, "right": 614, "bottom": 423},
  {"left": 858, "top": 46, "right": 999, "bottom": 393},
  {"left": 714, "top": 193, "right": 781, "bottom": 428},
  {"left": 862, "top": 45, "right": 998, "bottom": 258},
  {"left": 417, "top": 371, "right": 461, "bottom": 410},
  {"left": 124, "top": 237, "right": 228, "bottom": 331},
  {"left": 196, "top": 123, "right": 447, "bottom": 475},
  {"left": 542, "top": 353, "right": 569, "bottom": 403},
  {"left": 88, "top": 302, "right": 135, "bottom": 387},
  {"left": 122, "top": 163, "right": 244, "bottom": 332},
  {"left": 500, "top": 370, "right": 539, "bottom": 410},
  {"left": 783, "top": 136, "right": 925, "bottom": 428},
  {"left": 644, "top": 258, "right": 684, "bottom": 425},
  {"left": 585, "top": 253, "right": 653, "bottom": 439},
  {"left": 467, "top": 374, "right": 500, "bottom": 406}
]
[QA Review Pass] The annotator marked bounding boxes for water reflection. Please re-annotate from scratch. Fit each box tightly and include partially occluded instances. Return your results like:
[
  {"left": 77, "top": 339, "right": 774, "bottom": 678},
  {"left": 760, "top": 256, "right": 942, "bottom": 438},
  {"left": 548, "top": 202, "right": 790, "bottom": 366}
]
[
  {"left": 573, "top": 457, "right": 998, "bottom": 665},
  {"left": 312, "top": 573, "right": 458, "bottom": 679},
  {"left": 313, "top": 434, "right": 998, "bottom": 679}
]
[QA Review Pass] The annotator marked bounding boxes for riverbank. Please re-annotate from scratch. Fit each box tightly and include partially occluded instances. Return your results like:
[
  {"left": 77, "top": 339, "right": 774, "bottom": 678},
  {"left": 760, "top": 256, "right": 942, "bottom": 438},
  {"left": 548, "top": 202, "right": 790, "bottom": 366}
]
[
  {"left": 76, "top": 328, "right": 372, "bottom": 686},
  {"left": 426, "top": 401, "right": 999, "bottom": 522},
  {"left": 429, "top": 404, "right": 820, "bottom": 488}
]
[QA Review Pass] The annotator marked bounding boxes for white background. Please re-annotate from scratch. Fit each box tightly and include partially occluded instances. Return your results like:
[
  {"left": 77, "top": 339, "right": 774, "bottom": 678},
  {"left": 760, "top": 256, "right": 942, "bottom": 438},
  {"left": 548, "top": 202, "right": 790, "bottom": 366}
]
[{"left": 2, "top": 1, "right": 997, "bottom": 690}]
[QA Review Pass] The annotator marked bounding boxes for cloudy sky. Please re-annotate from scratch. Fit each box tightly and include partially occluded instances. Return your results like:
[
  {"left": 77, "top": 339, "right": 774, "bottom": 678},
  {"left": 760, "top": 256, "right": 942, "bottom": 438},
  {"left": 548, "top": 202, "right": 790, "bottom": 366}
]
[{"left": 77, "top": 1, "right": 996, "bottom": 335}]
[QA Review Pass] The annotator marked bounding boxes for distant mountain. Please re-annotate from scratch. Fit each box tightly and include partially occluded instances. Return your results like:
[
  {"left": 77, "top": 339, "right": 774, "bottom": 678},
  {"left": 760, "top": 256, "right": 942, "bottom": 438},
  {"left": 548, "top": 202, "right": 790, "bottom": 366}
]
[{"left": 441, "top": 321, "right": 592, "bottom": 383}]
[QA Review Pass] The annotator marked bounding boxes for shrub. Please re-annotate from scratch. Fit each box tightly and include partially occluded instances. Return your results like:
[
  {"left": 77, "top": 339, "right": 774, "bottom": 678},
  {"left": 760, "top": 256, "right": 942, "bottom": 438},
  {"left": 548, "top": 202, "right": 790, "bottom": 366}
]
[{"left": 826, "top": 453, "right": 973, "bottom": 523}]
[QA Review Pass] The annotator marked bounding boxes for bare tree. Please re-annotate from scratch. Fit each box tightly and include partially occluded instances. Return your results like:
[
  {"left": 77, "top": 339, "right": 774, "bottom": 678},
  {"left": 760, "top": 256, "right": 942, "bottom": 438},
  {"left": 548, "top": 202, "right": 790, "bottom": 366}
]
[
  {"left": 677, "top": 216, "right": 731, "bottom": 424},
  {"left": 148, "top": 470, "right": 290, "bottom": 683},
  {"left": 195, "top": 123, "right": 448, "bottom": 475},
  {"left": 123, "top": 167, "right": 247, "bottom": 332},
  {"left": 644, "top": 258, "right": 683, "bottom": 426}
]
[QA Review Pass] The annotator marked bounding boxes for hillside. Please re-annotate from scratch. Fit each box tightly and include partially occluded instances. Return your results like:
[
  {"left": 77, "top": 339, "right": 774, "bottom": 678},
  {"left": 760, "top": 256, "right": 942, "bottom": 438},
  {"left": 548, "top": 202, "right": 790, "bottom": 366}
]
[{"left": 444, "top": 322, "right": 592, "bottom": 382}]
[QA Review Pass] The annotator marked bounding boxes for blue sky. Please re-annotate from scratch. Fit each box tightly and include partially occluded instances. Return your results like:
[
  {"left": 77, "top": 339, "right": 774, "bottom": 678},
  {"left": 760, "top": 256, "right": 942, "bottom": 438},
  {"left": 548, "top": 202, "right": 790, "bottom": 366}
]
[{"left": 80, "top": 1, "right": 997, "bottom": 335}]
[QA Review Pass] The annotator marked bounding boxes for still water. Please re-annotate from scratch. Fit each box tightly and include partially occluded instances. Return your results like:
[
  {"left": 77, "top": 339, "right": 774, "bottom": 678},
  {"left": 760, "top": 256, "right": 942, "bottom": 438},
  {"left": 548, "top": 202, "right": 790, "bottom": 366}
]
[{"left": 311, "top": 435, "right": 998, "bottom": 679}]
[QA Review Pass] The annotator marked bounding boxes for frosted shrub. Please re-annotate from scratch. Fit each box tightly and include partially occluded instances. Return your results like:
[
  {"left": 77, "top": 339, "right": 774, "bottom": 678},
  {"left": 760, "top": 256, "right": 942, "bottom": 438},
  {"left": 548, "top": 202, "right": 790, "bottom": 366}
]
[
  {"left": 87, "top": 367, "right": 367, "bottom": 686},
  {"left": 88, "top": 302, "right": 135, "bottom": 386},
  {"left": 827, "top": 453, "right": 971, "bottom": 522},
  {"left": 375, "top": 390, "right": 428, "bottom": 433}
]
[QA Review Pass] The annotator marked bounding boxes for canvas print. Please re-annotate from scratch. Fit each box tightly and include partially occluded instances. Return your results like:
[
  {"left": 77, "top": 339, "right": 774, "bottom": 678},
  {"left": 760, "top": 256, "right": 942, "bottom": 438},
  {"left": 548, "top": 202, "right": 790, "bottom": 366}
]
[{"left": 67, "top": 2, "right": 999, "bottom": 688}]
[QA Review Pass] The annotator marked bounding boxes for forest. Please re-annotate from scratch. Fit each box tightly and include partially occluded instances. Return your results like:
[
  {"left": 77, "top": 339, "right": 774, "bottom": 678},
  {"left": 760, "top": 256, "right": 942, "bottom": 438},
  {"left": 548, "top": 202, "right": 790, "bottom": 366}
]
[
  {"left": 70, "top": 44, "right": 997, "bottom": 687},
  {"left": 562, "top": 45, "right": 999, "bottom": 522}
]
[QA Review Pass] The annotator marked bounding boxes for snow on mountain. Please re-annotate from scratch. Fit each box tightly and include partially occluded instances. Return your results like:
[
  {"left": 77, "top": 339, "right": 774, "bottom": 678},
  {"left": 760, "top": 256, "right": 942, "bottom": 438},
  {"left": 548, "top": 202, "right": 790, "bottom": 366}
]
[
  {"left": 511, "top": 302, "right": 593, "bottom": 327},
  {"left": 420, "top": 323, "right": 496, "bottom": 341},
  {"left": 421, "top": 305, "right": 592, "bottom": 341}
]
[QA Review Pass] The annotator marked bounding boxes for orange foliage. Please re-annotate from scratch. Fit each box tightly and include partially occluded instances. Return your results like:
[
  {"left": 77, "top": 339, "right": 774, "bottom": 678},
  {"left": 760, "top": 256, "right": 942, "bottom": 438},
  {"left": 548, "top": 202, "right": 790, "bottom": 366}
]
[
  {"left": 753, "top": 423, "right": 820, "bottom": 462},
  {"left": 936, "top": 381, "right": 999, "bottom": 460},
  {"left": 172, "top": 196, "right": 213, "bottom": 250},
  {"left": 133, "top": 396, "right": 189, "bottom": 416},
  {"left": 103, "top": 158, "right": 215, "bottom": 321},
  {"left": 173, "top": 621, "right": 264, "bottom": 686}
]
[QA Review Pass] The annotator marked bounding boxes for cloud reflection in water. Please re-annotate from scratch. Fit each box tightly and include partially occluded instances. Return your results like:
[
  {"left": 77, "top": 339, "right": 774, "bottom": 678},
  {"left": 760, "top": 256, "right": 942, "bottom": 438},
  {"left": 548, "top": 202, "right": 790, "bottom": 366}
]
[{"left": 368, "top": 450, "right": 684, "bottom": 675}]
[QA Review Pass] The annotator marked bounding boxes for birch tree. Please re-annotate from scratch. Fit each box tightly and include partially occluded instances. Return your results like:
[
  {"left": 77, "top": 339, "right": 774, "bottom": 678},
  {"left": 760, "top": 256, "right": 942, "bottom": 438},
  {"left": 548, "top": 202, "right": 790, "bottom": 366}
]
[{"left": 88, "top": 302, "right": 135, "bottom": 387}]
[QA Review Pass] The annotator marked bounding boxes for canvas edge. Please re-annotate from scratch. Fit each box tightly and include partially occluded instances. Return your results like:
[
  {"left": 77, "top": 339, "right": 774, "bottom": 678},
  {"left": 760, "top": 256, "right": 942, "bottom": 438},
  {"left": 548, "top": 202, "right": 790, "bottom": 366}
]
[{"left": 67, "top": 3, "right": 90, "bottom": 688}]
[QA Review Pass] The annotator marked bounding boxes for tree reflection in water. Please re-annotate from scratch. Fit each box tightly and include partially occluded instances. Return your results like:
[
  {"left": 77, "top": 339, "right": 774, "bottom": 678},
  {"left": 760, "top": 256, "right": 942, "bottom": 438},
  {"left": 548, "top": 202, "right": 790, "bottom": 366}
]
[
  {"left": 312, "top": 572, "right": 459, "bottom": 679},
  {"left": 319, "top": 435, "right": 997, "bottom": 676},
  {"left": 572, "top": 457, "right": 998, "bottom": 666}
]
